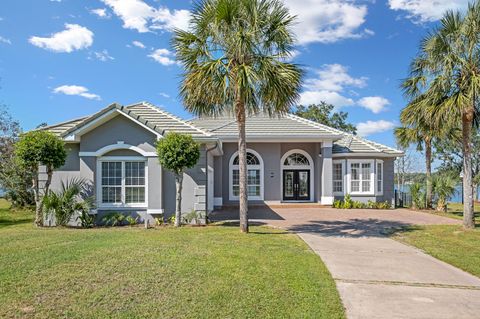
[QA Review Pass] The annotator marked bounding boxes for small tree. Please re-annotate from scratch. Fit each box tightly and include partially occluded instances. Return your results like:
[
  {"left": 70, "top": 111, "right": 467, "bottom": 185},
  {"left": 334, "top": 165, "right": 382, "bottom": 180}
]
[
  {"left": 15, "top": 130, "right": 67, "bottom": 226},
  {"left": 156, "top": 132, "right": 200, "bottom": 227}
]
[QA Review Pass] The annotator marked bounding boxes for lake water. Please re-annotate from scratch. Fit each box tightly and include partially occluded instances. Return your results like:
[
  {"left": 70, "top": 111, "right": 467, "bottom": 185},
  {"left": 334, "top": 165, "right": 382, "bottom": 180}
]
[{"left": 397, "top": 184, "right": 479, "bottom": 203}]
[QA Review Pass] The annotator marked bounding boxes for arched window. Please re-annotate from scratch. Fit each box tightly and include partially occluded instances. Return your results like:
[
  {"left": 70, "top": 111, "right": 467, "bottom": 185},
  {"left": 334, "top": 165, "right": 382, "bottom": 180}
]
[
  {"left": 283, "top": 153, "right": 310, "bottom": 166},
  {"left": 229, "top": 150, "right": 264, "bottom": 200}
]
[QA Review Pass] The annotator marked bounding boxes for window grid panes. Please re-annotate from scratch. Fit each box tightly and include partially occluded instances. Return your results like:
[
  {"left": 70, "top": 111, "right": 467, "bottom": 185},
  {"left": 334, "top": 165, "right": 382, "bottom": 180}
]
[
  {"left": 361, "top": 163, "right": 371, "bottom": 192},
  {"left": 350, "top": 163, "right": 360, "bottom": 192},
  {"left": 284, "top": 153, "right": 310, "bottom": 166},
  {"left": 233, "top": 152, "right": 260, "bottom": 165},
  {"left": 232, "top": 169, "right": 260, "bottom": 197},
  {"left": 377, "top": 162, "right": 383, "bottom": 193},
  {"left": 101, "top": 162, "right": 122, "bottom": 203},
  {"left": 350, "top": 162, "right": 372, "bottom": 193},
  {"left": 333, "top": 163, "right": 343, "bottom": 193},
  {"left": 101, "top": 161, "right": 146, "bottom": 205}
]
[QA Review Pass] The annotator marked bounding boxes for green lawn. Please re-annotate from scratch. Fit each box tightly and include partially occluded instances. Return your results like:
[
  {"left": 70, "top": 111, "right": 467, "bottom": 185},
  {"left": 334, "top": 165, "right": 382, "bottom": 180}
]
[
  {"left": 392, "top": 225, "right": 480, "bottom": 277},
  {"left": 444, "top": 202, "right": 480, "bottom": 222},
  {"left": 0, "top": 199, "right": 344, "bottom": 319}
]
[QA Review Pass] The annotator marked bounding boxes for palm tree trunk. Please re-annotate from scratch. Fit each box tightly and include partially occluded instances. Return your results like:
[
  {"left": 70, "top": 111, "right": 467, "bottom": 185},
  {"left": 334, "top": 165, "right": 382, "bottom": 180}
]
[
  {"left": 236, "top": 100, "right": 249, "bottom": 233},
  {"left": 425, "top": 137, "right": 432, "bottom": 209},
  {"left": 462, "top": 109, "right": 475, "bottom": 229},
  {"left": 174, "top": 173, "right": 183, "bottom": 227}
]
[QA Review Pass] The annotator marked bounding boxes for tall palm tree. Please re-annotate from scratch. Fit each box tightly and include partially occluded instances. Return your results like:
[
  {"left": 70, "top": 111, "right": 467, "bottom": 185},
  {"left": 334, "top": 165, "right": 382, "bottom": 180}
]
[
  {"left": 401, "top": 3, "right": 480, "bottom": 229},
  {"left": 173, "top": 0, "right": 302, "bottom": 233}
]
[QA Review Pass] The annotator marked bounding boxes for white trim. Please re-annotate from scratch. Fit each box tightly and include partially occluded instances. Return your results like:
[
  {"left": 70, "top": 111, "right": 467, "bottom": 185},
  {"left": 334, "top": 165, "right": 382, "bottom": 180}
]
[
  {"left": 321, "top": 196, "right": 334, "bottom": 205},
  {"left": 147, "top": 209, "right": 164, "bottom": 214},
  {"left": 346, "top": 159, "right": 375, "bottom": 195},
  {"left": 332, "top": 160, "right": 345, "bottom": 196},
  {"left": 228, "top": 148, "right": 264, "bottom": 201},
  {"left": 96, "top": 157, "right": 149, "bottom": 209},
  {"left": 214, "top": 197, "right": 223, "bottom": 206},
  {"left": 322, "top": 141, "right": 333, "bottom": 148},
  {"left": 219, "top": 137, "right": 340, "bottom": 143},
  {"left": 376, "top": 159, "right": 384, "bottom": 196},
  {"left": 67, "top": 108, "right": 162, "bottom": 139},
  {"left": 280, "top": 149, "right": 315, "bottom": 202},
  {"left": 333, "top": 152, "right": 402, "bottom": 158},
  {"left": 79, "top": 142, "right": 157, "bottom": 157}
]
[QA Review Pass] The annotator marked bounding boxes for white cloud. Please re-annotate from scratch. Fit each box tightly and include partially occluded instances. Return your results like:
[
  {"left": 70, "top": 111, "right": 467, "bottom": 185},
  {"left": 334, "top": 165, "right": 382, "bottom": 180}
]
[
  {"left": 357, "top": 120, "right": 395, "bottom": 136},
  {"left": 102, "top": 0, "right": 190, "bottom": 33},
  {"left": 0, "top": 36, "right": 11, "bottom": 45},
  {"left": 159, "top": 92, "right": 170, "bottom": 98},
  {"left": 283, "top": 0, "right": 371, "bottom": 44},
  {"left": 148, "top": 48, "right": 177, "bottom": 66},
  {"left": 388, "top": 0, "right": 469, "bottom": 23},
  {"left": 53, "top": 85, "right": 101, "bottom": 100},
  {"left": 90, "top": 8, "right": 111, "bottom": 19},
  {"left": 357, "top": 96, "right": 390, "bottom": 113},
  {"left": 29, "top": 24, "right": 93, "bottom": 53},
  {"left": 89, "top": 49, "right": 114, "bottom": 61},
  {"left": 304, "top": 64, "right": 367, "bottom": 92},
  {"left": 132, "top": 40, "right": 145, "bottom": 48},
  {"left": 299, "top": 90, "right": 354, "bottom": 107},
  {"left": 300, "top": 64, "right": 366, "bottom": 107}
]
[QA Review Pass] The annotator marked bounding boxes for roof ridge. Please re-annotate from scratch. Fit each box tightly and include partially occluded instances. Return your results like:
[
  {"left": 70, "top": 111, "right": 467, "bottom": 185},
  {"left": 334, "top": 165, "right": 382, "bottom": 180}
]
[
  {"left": 40, "top": 116, "right": 89, "bottom": 131},
  {"left": 286, "top": 113, "right": 346, "bottom": 136},
  {"left": 134, "top": 101, "right": 212, "bottom": 137}
]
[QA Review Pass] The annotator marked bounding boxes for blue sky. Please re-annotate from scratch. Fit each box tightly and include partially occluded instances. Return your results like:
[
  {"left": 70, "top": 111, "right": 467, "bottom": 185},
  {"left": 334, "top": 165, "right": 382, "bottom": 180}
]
[{"left": 0, "top": 0, "right": 472, "bottom": 148}]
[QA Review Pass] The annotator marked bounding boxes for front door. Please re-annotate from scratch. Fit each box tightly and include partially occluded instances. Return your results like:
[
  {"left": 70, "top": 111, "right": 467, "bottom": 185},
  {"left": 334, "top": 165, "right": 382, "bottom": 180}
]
[{"left": 283, "top": 170, "right": 310, "bottom": 201}]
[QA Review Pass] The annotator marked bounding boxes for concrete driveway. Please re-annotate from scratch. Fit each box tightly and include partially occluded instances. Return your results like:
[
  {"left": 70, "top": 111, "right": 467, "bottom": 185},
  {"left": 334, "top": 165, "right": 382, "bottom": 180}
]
[{"left": 211, "top": 207, "right": 480, "bottom": 319}]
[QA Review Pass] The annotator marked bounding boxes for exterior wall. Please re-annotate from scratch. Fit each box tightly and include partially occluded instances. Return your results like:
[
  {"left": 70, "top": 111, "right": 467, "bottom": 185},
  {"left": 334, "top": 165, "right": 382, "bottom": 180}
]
[
  {"left": 162, "top": 144, "right": 207, "bottom": 217},
  {"left": 332, "top": 157, "right": 396, "bottom": 204},
  {"left": 220, "top": 142, "right": 322, "bottom": 205}
]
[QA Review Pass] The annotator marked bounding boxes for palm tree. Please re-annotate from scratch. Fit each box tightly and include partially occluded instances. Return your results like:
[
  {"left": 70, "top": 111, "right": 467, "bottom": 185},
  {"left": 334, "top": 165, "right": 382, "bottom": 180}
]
[
  {"left": 43, "top": 178, "right": 93, "bottom": 226},
  {"left": 432, "top": 173, "right": 459, "bottom": 212},
  {"left": 395, "top": 99, "right": 458, "bottom": 209},
  {"left": 173, "top": 0, "right": 302, "bottom": 233},
  {"left": 401, "top": 3, "right": 480, "bottom": 229}
]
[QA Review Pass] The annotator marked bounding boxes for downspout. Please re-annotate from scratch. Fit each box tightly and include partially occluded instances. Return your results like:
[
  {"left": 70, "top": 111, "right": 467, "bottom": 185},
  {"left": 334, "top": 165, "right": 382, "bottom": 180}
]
[{"left": 205, "top": 141, "right": 219, "bottom": 223}]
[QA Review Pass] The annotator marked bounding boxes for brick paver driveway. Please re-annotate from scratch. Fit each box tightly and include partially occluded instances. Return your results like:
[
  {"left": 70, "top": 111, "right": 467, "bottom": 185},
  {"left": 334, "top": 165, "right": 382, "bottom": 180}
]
[{"left": 211, "top": 207, "right": 480, "bottom": 319}]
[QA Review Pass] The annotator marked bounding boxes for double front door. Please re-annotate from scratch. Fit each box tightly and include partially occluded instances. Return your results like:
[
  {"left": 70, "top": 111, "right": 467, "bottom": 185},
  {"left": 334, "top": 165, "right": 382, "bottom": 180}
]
[{"left": 283, "top": 170, "right": 310, "bottom": 201}]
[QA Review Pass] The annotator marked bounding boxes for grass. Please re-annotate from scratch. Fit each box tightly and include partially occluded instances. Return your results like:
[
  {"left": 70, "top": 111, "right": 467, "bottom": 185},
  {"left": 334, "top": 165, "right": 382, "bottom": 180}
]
[
  {"left": 392, "top": 225, "right": 480, "bottom": 278},
  {"left": 444, "top": 202, "right": 480, "bottom": 222},
  {"left": 0, "top": 199, "right": 344, "bottom": 319}
]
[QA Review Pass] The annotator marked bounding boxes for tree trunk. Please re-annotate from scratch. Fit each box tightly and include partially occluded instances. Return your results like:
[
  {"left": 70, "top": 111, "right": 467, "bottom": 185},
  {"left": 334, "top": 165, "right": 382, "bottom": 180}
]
[
  {"left": 44, "top": 166, "right": 53, "bottom": 199},
  {"left": 32, "top": 168, "right": 42, "bottom": 227},
  {"left": 174, "top": 173, "right": 183, "bottom": 227},
  {"left": 236, "top": 100, "right": 249, "bottom": 233},
  {"left": 462, "top": 109, "right": 475, "bottom": 229},
  {"left": 425, "top": 137, "right": 432, "bottom": 209}
]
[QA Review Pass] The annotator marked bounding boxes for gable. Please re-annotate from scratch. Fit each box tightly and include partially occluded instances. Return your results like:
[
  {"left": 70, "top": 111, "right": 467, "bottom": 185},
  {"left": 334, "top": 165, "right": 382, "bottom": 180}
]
[{"left": 80, "top": 114, "right": 157, "bottom": 153}]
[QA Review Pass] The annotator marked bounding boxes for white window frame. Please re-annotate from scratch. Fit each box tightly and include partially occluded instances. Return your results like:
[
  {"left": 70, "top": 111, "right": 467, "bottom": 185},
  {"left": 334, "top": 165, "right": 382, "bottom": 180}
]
[
  {"left": 376, "top": 159, "right": 384, "bottom": 196},
  {"left": 346, "top": 159, "right": 374, "bottom": 195},
  {"left": 332, "top": 160, "right": 346, "bottom": 196},
  {"left": 96, "top": 156, "right": 148, "bottom": 209},
  {"left": 229, "top": 149, "right": 264, "bottom": 201}
]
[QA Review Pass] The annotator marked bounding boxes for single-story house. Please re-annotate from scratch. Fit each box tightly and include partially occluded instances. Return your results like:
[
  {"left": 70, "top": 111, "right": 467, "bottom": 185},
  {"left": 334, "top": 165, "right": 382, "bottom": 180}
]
[{"left": 42, "top": 101, "right": 403, "bottom": 224}]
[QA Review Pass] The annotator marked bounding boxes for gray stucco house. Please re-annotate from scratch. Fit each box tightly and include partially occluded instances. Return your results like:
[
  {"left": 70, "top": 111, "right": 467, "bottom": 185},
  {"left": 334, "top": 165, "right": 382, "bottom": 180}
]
[{"left": 42, "top": 101, "right": 403, "bottom": 223}]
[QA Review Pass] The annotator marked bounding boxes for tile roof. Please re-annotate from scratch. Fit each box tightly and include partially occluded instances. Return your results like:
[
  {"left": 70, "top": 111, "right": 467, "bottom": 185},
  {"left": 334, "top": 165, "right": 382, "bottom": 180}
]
[
  {"left": 46, "top": 102, "right": 212, "bottom": 139},
  {"left": 189, "top": 113, "right": 343, "bottom": 138},
  {"left": 191, "top": 112, "right": 403, "bottom": 156},
  {"left": 44, "top": 102, "right": 402, "bottom": 157}
]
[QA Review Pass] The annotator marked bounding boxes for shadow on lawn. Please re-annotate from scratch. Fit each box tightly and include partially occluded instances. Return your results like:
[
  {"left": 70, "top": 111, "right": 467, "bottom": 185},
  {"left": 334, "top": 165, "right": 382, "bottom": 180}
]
[
  {"left": 0, "top": 213, "right": 33, "bottom": 229},
  {"left": 286, "top": 219, "right": 422, "bottom": 238}
]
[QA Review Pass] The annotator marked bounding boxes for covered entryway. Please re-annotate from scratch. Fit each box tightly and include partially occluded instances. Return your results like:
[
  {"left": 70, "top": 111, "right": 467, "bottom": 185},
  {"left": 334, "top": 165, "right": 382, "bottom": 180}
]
[{"left": 280, "top": 150, "right": 314, "bottom": 202}]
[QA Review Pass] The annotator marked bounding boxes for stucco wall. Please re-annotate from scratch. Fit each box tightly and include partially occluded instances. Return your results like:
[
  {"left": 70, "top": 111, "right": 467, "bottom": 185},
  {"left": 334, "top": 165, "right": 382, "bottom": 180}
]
[{"left": 220, "top": 142, "right": 322, "bottom": 205}]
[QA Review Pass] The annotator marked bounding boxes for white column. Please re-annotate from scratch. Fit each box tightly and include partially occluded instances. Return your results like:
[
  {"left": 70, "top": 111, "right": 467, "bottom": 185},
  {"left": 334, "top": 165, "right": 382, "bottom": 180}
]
[{"left": 321, "top": 141, "right": 334, "bottom": 205}]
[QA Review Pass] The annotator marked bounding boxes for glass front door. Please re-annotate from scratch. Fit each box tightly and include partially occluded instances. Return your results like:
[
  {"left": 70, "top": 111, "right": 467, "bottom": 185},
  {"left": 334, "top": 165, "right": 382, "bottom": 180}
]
[{"left": 283, "top": 170, "right": 310, "bottom": 201}]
